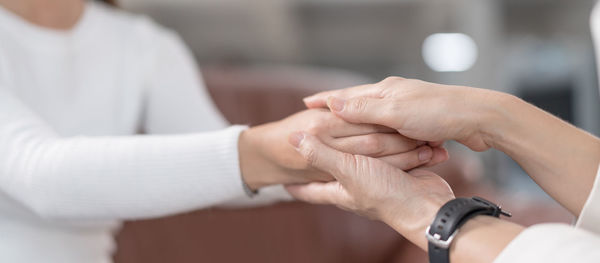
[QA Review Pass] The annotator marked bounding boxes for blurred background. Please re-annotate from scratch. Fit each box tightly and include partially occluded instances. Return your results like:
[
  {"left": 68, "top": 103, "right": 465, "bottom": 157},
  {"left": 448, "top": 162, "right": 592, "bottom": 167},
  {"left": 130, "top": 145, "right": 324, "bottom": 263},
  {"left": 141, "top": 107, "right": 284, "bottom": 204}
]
[{"left": 112, "top": 0, "right": 600, "bottom": 262}]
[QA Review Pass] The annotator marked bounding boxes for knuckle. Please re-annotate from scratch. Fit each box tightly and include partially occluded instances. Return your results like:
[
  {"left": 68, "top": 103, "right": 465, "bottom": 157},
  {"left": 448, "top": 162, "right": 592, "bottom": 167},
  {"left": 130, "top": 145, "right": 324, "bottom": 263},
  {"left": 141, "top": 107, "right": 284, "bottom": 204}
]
[
  {"left": 363, "top": 134, "right": 386, "bottom": 156},
  {"left": 382, "top": 76, "right": 401, "bottom": 83},
  {"left": 379, "top": 76, "right": 412, "bottom": 94},
  {"left": 305, "top": 120, "right": 323, "bottom": 135},
  {"left": 302, "top": 147, "right": 318, "bottom": 166},
  {"left": 380, "top": 76, "right": 405, "bottom": 86}
]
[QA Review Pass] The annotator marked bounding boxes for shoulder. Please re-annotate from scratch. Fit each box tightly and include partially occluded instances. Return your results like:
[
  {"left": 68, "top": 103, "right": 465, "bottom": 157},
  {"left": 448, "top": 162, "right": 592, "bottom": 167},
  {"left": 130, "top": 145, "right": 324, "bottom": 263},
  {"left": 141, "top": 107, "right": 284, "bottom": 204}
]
[
  {"left": 88, "top": 2, "right": 185, "bottom": 53},
  {"left": 87, "top": 2, "right": 192, "bottom": 73}
]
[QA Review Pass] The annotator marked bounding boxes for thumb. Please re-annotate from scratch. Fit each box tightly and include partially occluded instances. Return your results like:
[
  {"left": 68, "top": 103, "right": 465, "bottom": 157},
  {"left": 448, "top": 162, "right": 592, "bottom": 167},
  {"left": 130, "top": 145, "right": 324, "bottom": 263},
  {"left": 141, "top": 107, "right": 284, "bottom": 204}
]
[
  {"left": 285, "top": 182, "right": 351, "bottom": 205},
  {"left": 327, "top": 96, "right": 394, "bottom": 128},
  {"left": 289, "top": 132, "right": 355, "bottom": 182}
]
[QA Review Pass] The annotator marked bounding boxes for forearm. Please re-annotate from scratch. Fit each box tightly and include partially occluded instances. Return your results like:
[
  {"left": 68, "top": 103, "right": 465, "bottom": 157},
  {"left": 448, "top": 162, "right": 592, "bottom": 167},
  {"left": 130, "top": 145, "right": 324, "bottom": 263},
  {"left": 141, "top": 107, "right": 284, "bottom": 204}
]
[
  {"left": 481, "top": 93, "right": 600, "bottom": 215},
  {"left": 1, "top": 127, "right": 247, "bottom": 220}
]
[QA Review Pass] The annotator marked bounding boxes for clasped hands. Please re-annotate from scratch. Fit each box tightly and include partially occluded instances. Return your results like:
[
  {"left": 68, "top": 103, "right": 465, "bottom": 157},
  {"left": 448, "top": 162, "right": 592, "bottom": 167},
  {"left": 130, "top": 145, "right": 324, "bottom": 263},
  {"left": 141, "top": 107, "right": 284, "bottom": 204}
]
[{"left": 239, "top": 77, "right": 512, "bottom": 250}]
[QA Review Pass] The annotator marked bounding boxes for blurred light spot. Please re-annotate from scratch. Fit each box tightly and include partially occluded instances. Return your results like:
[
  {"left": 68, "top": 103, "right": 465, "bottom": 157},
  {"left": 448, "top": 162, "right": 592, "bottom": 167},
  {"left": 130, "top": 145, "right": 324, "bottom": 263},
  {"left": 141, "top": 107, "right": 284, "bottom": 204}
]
[{"left": 422, "top": 33, "right": 478, "bottom": 72}]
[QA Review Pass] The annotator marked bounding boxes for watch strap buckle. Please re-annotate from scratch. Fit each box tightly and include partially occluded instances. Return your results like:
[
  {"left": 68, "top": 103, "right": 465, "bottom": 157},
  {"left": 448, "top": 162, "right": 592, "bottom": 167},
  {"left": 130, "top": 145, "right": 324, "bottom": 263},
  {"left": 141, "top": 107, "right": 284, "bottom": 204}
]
[{"left": 425, "top": 225, "right": 459, "bottom": 249}]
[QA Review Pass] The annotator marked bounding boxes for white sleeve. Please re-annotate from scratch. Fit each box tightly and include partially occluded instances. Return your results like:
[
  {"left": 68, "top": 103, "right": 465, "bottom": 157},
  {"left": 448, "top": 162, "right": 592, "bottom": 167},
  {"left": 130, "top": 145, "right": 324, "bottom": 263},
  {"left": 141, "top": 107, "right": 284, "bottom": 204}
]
[
  {"left": 576, "top": 164, "right": 600, "bottom": 233},
  {"left": 494, "top": 166, "right": 600, "bottom": 262},
  {"left": 494, "top": 223, "right": 600, "bottom": 263},
  {"left": 142, "top": 29, "right": 227, "bottom": 134},
  {"left": 0, "top": 89, "right": 250, "bottom": 221},
  {"left": 141, "top": 28, "right": 292, "bottom": 206}
]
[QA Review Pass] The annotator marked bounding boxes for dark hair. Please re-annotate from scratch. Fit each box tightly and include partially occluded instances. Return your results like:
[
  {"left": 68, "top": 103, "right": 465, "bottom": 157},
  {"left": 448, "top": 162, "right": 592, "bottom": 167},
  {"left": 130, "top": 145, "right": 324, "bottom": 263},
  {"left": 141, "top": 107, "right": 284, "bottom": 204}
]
[{"left": 97, "top": 0, "right": 117, "bottom": 6}]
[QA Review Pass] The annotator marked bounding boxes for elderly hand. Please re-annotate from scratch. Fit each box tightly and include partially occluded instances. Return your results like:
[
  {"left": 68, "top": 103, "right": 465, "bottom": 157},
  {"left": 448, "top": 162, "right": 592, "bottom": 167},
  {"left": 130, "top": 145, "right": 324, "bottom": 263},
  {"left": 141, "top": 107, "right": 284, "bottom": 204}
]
[
  {"left": 303, "top": 77, "right": 513, "bottom": 152},
  {"left": 239, "top": 109, "right": 448, "bottom": 190},
  {"left": 285, "top": 132, "right": 455, "bottom": 250},
  {"left": 305, "top": 77, "right": 600, "bottom": 216}
]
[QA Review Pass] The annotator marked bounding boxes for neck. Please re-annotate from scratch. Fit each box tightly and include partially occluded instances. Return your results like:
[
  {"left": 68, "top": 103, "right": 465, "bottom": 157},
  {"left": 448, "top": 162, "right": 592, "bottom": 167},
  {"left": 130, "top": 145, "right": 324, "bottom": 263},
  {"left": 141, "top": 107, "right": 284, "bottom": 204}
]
[{"left": 0, "top": 0, "right": 85, "bottom": 30}]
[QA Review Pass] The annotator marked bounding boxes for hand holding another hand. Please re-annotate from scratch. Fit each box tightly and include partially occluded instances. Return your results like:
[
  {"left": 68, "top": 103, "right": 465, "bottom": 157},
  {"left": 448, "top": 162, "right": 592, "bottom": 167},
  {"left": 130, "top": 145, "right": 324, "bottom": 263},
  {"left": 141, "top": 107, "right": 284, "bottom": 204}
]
[
  {"left": 286, "top": 75, "right": 600, "bottom": 262},
  {"left": 286, "top": 133, "right": 455, "bottom": 250},
  {"left": 304, "top": 77, "right": 513, "bottom": 152},
  {"left": 239, "top": 108, "right": 448, "bottom": 190},
  {"left": 284, "top": 78, "right": 501, "bottom": 250}
]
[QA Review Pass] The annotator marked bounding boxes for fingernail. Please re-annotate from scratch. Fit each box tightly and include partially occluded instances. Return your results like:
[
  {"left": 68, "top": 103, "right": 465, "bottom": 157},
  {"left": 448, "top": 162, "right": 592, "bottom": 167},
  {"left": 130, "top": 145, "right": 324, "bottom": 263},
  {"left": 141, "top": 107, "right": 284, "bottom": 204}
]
[
  {"left": 328, "top": 97, "right": 345, "bottom": 112},
  {"left": 418, "top": 147, "right": 433, "bottom": 161},
  {"left": 288, "top": 131, "right": 305, "bottom": 148}
]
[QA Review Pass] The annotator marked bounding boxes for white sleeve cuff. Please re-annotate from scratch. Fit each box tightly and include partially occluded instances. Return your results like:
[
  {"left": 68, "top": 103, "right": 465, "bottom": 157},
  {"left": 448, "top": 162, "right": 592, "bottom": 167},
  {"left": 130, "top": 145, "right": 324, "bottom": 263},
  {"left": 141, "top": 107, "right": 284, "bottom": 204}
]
[
  {"left": 576, "top": 164, "right": 600, "bottom": 232},
  {"left": 494, "top": 223, "right": 600, "bottom": 263},
  {"left": 219, "top": 184, "right": 294, "bottom": 208}
]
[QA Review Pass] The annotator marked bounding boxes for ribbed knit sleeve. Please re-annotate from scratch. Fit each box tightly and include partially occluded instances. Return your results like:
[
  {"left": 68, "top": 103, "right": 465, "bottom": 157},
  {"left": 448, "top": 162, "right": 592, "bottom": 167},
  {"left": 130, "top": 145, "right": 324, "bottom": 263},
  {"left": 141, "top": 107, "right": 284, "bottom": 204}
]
[
  {"left": 0, "top": 90, "right": 250, "bottom": 220},
  {"left": 140, "top": 25, "right": 292, "bottom": 206}
]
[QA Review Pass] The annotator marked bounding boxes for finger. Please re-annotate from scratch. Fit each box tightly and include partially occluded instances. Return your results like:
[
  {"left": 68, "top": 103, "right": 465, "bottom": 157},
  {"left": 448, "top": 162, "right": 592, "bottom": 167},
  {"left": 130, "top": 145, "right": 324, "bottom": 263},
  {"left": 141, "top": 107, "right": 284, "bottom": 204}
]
[
  {"left": 328, "top": 123, "right": 398, "bottom": 138},
  {"left": 377, "top": 145, "right": 434, "bottom": 170},
  {"left": 327, "top": 96, "right": 396, "bottom": 128},
  {"left": 316, "top": 112, "right": 397, "bottom": 138},
  {"left": 285, "top": 182, "right": 350, "bottom": 205},
  {"left": 330, "top": 133, "right": 425, "bottom": 157},
  {"left": 428, "top": 141, "right": 445, "bottom": 147},
  {"left": 424, "top": 147, "right": 449, "bottom": 167},
  {"left": 289, "top": 132, "right": 355, "bottom": 181},
  {"left": 303, "top": 84, "right": 379, "bottom": 109}
]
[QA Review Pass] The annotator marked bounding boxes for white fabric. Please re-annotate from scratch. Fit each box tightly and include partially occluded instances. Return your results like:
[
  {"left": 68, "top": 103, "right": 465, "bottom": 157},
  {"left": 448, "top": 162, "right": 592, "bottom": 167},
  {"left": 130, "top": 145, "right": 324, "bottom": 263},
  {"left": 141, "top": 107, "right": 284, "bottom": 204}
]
[
  {"left": 577, "top": 164, "right": 600, "bottom": 231},
  {"left": 494, "top": 168, "right": 600, "bottom": 263},
  {"left": 0, "top": 1, "right": 289, "bottom": 262},
  {"left": 494, "top": 2, "right": 600, "bottom": 262},
  {"left": 494, "top": 223, "right": 600, "bottom": 263}
]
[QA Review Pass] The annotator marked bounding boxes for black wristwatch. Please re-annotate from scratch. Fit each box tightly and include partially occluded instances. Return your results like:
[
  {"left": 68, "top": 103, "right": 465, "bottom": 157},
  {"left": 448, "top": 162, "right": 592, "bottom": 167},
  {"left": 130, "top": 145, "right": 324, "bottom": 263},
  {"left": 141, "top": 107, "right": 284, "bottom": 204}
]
[{"left": 426, "top": 196, "right": 511, "bottom": 263}]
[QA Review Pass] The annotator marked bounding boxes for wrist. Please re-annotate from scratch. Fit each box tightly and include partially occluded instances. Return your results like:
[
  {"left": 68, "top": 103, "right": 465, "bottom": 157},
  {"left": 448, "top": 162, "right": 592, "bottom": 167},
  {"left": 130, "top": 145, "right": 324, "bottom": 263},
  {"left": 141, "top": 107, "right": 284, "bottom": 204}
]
[
  {"left": 238, "top": 126, "right": 273, "bottom": 190},
  {"left": 382, "top": 197, "right": 449, "bottom": 250},
  {"left": 475, "top": 90, "right": 523, "bottom": 151},
  {"left": 423, "top": 197, "right": 521, "bottom": 263}
]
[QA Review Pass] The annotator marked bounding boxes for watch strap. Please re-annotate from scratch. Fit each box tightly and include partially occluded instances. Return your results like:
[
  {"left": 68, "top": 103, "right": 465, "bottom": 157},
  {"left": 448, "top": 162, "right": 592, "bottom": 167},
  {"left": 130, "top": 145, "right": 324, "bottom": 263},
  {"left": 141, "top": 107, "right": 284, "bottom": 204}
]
[
  {"left": 428, "top": 242, "right": 450, "bottom": 263},
  {"left": 426, "top": 197, "right": 511, "bottom": 263}
]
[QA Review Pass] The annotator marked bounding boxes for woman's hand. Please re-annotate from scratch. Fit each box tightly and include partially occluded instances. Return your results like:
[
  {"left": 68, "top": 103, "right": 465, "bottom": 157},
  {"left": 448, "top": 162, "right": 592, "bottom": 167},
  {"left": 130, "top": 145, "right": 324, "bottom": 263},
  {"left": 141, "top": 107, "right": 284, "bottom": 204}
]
[
  {"left": 285, "top": 132, "right": 455, "bottom": 250},
  {"left": 239, "top": 109, "right": 449, "bottom": 190},
  {"left": 303, "top": 77, "right": 512, "bottom": 152},
  {"left": 305, "top": 76, "right": 600, "bottom": 216},
  {"left": 286, "top": 133, "right": 526, "bottom": 263}
]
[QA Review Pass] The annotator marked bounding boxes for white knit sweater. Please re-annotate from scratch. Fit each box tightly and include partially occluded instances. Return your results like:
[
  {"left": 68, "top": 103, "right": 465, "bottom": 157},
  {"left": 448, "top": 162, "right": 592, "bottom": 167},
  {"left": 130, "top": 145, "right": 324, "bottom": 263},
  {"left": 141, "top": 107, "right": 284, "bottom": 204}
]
[{"left": 0, "top": 2, "right": 287, "bottom": 262}]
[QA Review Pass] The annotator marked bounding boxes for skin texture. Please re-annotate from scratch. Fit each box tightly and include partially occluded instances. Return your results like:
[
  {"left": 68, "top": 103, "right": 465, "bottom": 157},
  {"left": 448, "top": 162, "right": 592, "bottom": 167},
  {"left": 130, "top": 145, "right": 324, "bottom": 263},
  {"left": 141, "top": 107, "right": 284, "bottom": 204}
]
[
  {"left": 286, "top": 132, "right": 455, "bottom": 250},
  {"left": 286, "top": 133, "right": 524, "bottom": 263},
  {"left": 291, "top": 76, "right": 600, "bottom": 262},
  {"left": 239, "top": 109, "right": 448, "bottom": 190},
  {"left": 304, "top": 77, "right": 600, "bottom": 215}
]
